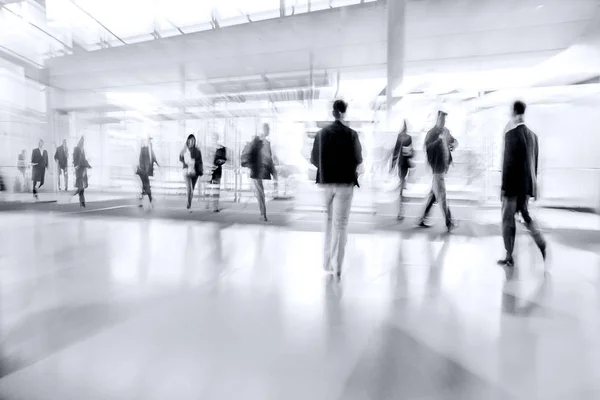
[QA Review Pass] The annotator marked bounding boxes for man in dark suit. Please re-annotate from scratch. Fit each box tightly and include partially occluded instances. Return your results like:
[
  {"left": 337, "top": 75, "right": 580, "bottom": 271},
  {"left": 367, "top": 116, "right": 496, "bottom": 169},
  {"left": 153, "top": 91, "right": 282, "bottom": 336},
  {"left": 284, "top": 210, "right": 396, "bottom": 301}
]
[
  {"left": 54, "top": 139, "right": 69, "bottom": 191},
  {"left": 31, "top": 139, "right": 48, "bottom": 199},
  {"left": 311, "top": 100, "right": 363, "bottom": 279},
  {"left": 498, "top": 101, "right": 546, "bottom": 267}
]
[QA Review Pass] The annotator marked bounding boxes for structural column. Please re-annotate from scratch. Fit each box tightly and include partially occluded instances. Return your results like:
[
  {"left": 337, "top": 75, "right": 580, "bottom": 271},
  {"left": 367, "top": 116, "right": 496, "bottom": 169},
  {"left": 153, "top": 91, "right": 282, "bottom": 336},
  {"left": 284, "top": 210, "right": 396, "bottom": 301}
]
[{"left": 386, "top": 0, "right": 405, "bottom": 122}]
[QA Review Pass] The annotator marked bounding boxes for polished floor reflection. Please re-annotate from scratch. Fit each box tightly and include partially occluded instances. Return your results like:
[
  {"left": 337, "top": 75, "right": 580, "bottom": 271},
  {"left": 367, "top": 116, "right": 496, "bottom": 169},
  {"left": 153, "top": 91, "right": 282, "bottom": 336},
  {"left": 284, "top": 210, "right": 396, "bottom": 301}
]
[{"left": 0, "top": 211, "right": 598, "bottom": 399}]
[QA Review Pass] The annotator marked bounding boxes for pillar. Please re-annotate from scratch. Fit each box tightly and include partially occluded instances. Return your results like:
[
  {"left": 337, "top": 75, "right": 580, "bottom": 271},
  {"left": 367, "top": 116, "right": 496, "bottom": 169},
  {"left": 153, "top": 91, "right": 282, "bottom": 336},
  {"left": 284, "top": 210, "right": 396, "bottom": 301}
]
[{"left": 386, "top": 0, "right": 405, "bottom": 122}]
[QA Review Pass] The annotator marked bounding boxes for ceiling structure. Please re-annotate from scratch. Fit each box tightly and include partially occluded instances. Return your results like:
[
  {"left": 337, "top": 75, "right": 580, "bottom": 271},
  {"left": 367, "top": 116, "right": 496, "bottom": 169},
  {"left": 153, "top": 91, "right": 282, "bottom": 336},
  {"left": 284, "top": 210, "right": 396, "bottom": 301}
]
[
  {"left": 3, "top": 0, "right": 600, "bottom": 123},
  {"left": 0, "top": 0, "right": 377, "bottom": 65}
]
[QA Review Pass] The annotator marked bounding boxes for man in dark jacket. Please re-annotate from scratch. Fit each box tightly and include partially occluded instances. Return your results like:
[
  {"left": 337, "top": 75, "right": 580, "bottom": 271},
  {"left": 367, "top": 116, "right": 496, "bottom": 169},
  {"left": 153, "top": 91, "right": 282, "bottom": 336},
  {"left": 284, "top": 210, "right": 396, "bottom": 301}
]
[
  {"left": 311, "top": 100, "right": 363, "bottom": 279},
  {"left": 418, "top": 110, "right": 457, "bottom": 232},
  {"left": 241, "top": 123, "right": 277, "bottom": 221},
  {"left": 207, "top": 132, "right": 227, "bottom": 212},
  {"left": 498, "top": 101, "right": 546, "bottom": 267},
  {"left": 54, "top": 139, "right": 69, "bottom": 191},
  {"left": 390, "top": 120, "right": 413, "bottom": 221},
  {"left": 31, "top": 139, "right": 48, "bottom": 199},
  {"left": 137, "top": 137, "right": 159, "bottom": 206}
]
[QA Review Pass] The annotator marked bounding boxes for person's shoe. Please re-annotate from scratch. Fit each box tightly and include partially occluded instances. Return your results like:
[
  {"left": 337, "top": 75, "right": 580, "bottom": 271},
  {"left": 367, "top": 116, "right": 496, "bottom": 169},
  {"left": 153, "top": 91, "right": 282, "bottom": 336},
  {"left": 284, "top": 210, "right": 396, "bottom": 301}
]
[
  {"left": 336, "top": 271, "right": 342, "bottom": 281},
  {"left": 80, "top": 202, "right": 86, "bottom": 208},
  {"left": 213, "top": 208, "right": 220, "bottom": 213},
  {"left": 397, "top": 215, "right": 405, "bottom": 222},
  {"left": 418, "top": 220, "right": 430, "bottom": 228},
  {"left": 263, "top": 215, "right": 268, "bottom": 222},
  {"left": 497, "top": 258, "right": 514, "bottom": 267}
]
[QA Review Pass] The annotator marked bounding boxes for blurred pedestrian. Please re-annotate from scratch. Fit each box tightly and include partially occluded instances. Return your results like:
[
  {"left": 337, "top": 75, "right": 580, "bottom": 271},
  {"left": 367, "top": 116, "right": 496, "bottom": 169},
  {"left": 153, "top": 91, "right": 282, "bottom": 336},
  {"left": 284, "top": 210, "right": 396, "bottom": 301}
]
[
  {"left": 311, "top": 100, "right": 363, "bottom": 279},
  {"left": 241, "top": 123, "right": 277, "bottom": 221},
  {"left": 207, "top": 133, "right": 227, "bottom": 212},
  {"left": 390, "top": 120, "right": 414, "bottom": 221},
  {"left": 17, "top": 150, "right": 27, "bottom": 192},
  {"left": 31, "top": 139, "right": 48, "bottom": 199},
  {"left": 54, "top": 139, "right": 69, "bottom": 191},
  {"left": 136, "top": 137, "right": 159, "bottom": 207},
  {"left": 179, "top": 134, "right": 203, "bottom": 211},
  {"left": 72, "top": 136, "right": 91, "bottom": 207},
  {"left": 418, "top": 110, "right": 458, "bottom": 232},
  {"left": 498, "top": 101, "right": 546, "bottom": 267}
]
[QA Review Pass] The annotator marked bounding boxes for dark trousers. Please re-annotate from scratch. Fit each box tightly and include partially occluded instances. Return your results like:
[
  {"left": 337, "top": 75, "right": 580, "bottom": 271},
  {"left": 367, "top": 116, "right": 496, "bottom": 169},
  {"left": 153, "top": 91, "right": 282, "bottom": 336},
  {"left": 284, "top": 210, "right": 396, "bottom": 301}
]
[
  {"left": 421, "top": 173, "right": 452, "bottom": 227},
  {"left": 502, "top": 196, "right": 546, "bottom": 258},
  {"left": 73, "top": 188, "right": 85, "bottom": 206},
  {"left": 185, "top": 175, "right": 199, "bottom": 209},
  {"left": 139, "top": 173, "right": 152, "bottom": 202}
]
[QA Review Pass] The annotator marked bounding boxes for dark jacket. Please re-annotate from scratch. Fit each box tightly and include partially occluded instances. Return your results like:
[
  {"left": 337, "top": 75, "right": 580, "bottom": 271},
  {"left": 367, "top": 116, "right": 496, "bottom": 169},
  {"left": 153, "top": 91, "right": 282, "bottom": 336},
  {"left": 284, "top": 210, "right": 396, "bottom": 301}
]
[
  {"left": 241, "top": 137, "right": 275, "bottom": 180},
  {"left": 502, "top": 124, "right": 539, "bottom": 198},
  {"left": 31, "top": 148, "right": 48, "bottom": 182},
  {"left": 138, "top": 146, "right": 158, "bottom": 177},
  {"left": 179, "top": 146, "right": 203, "bottom": 177},
  {"left": 424, "top": 126, "right": 456, "bottom": 174},
  {"left": 212, "top": 146, "right": 227, "bottom": 181},
  {"left": 310, "top": 120, "right": 363, "bottom": 185},
  {"left": 73, "top": 146, "right": 91, "bottom": 190},
  {"left": 391, "top": 132, "right": 413, "bottom": 176},
  {"left": 54, "top": 145, "right": 69, "bottom": 169}
]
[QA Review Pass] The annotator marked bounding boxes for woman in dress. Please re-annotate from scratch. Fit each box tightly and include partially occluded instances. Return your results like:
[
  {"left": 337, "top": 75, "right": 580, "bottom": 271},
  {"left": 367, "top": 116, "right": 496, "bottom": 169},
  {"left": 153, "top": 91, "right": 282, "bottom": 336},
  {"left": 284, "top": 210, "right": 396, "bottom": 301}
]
[{"left": 72, "top": 136, "right": 91, "bottom": 207}]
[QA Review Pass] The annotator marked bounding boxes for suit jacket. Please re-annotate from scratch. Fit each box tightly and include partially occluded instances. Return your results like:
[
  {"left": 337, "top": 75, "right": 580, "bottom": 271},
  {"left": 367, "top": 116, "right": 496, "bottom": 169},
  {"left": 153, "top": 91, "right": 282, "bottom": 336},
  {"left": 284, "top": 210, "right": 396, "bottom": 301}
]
[
  {"left": 311, "top": 120, "right": 363, "bottom": 186},
  {"left": 138, "top": 146, "right": 158, "bottom": 177},
  {"left": 501, "top": 123, "right": 539, "bottom": 198},
  {"left": 54, "top": 145, "right": 69, "bottom": 168}
]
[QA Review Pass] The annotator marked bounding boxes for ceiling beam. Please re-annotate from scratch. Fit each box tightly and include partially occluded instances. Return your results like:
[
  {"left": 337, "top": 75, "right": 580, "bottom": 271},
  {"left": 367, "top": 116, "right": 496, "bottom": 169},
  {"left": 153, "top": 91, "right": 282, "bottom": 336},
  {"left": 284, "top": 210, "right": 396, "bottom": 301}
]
[{"left": 68, "top": 0, "right": 127, "bottom": 45}]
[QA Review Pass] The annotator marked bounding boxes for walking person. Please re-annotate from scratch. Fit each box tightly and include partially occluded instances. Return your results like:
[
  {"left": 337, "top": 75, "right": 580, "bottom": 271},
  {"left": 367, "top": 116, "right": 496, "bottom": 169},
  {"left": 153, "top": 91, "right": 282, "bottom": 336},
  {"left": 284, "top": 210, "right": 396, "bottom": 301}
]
[
  {"left": 31, "top": 139, "right": 48, "bottom": 199},
  {"left": 390, "top": 120, "right": 414, "bottom": 221},
  {"left": 241, "top": 123, "right": 277, "bottom": 221},
  {"left": 311, "top": 100, "right": 363, "bottom": 280},
  {"left": 497, "top": 101, "right": 546, "bottom": 267},
  {"left": 179, "top": 134, "right": 203, "bottom": 211},
  {"left": 72, "top": 136, "right": 91, "bottom": 207},
  {"left": 418, "top": 110, "right": 458, "bottom": 232},
  {"left": 207, "top": 133, "right": 227, "bottom": 212},
  {"left": 17, "top": 150, "right": 28, "bottom": 192},
  {"left": 136, "top": 137, "right": 159, "bottom": 207},
  {"left": 54, "top": 139, "right": 69, "bottom": 191}
]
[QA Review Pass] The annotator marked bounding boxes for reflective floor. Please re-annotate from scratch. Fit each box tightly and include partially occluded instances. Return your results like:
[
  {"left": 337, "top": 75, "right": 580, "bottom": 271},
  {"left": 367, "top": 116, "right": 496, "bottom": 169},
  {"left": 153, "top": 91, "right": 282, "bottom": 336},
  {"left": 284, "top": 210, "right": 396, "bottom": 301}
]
[{"left": 0, "top": 209, "right": 599, "bottom": 399}]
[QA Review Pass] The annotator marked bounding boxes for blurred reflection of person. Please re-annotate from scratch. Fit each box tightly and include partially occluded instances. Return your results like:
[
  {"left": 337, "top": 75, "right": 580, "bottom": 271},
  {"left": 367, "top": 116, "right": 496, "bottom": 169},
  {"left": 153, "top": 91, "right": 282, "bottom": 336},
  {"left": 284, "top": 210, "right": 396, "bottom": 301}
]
[
  {"left": 207, "top": 133, "right": 227, "bottom": 213},
  {"left": 241, "top": 123, "right": 277, "bottom": 221},
  {"left": 390, "top": 120, "right": 414, "bottom": 221},
  {"left": 17, "top": 150, "right": 28, "bottom": 192},
  {"left": 54, "top": 139, "right": 69, "bottom": 191},
  {"left": 179, "top": 134, "right": 203, "bottom": 211},
  {"left": 311, "top": 100, "right": 363, "bottom": 280},
  {"left": 497, "top": 101, "right": 546, "bottom": 267},
  {"left": 72, "top": 136, "right": 91, "bottom": 207},
  {"left": 136, "top": 137, "right": 159, "bottom": 208},
  {"left": 31, "top": 139, "right": 48, "bottom": 199},
  {"left": 418, "top": 110, "right": 457, "bottom": 232}
]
